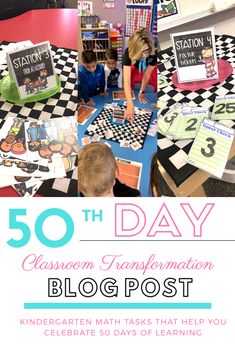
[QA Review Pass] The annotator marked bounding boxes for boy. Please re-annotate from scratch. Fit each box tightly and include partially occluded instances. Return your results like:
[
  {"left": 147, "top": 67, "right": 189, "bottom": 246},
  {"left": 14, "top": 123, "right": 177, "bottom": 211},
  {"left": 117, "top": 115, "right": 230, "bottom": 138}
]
[
  {"left": 78, "top": 50, "right": 106, "bottom": 106},
  {"left": 78, "top": 142, "right": 140, "bottom": 197},
  {"left": 104, "top": 49, "right": 122, "bottom": 91}
]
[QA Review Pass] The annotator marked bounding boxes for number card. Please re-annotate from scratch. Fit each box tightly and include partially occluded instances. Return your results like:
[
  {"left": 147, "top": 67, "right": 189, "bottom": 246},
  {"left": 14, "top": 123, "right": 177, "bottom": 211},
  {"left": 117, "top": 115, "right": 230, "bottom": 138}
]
[
  {"left": 187, "top": 118, "right": 235, "bottom": 178},
  {"left": 6, "top": 41, "right": 57, "bottom": 100},
  {"left": 158, "top": 74, "right": 169, "bottom": 89},
  {"left": 157, "top": 104, "right": 181, "bottom": 137},
  {"left": 174, "top": 108, "right": 209, "bottom": 140},
  {"left": 156, "top": 99, "right": 167, "bottom": 118},
  {"left": 211, "top": 95, "right": 235, "bottom": 120},
  {"left": 171, "top": 28, "right": 218, "bottom": 83}
]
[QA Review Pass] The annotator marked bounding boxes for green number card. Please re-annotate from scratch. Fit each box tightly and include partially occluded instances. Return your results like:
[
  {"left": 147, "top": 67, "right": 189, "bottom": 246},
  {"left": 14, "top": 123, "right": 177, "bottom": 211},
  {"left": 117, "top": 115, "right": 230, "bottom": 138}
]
[
  {"left": 211, "top": 94, "right": 235, "bottom": 120},
  {"left": 157, "top": 104, "right": 181, "bottom": 137},
  {"left": 158, "top": 74, "right": 169, "bottom": 89},
  {"left": 174, "top": 108, "right": 209, "bottom": 139},
  {"left": 156, "top": 100, "right": 167, "bottom": 118},
  {"left": 187, "top": 118, "right": 235, "bottom": 178}
]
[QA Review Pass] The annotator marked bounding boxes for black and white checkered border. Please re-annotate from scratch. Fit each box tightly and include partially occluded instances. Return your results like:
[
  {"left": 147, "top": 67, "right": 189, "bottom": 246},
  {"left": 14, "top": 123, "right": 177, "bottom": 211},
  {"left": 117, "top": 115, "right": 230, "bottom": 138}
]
[{"left": 85, "top": 104, "right": 153, "bottom": 148}]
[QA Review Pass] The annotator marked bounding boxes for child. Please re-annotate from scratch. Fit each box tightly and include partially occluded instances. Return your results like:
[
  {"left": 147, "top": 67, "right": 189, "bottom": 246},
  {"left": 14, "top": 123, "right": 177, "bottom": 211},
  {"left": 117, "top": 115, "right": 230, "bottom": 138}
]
[
  {"left": 150, "top": 152, "right": 158, "bottom": 196},
  {"left": 78, "top": 142, "right": 140, "bottom": 197},
  {"left": 78, "top": 50, "right": 106, "bottom": 106},
  {"left": 104, "top": 49, "right": 122, "bottom": 91}
]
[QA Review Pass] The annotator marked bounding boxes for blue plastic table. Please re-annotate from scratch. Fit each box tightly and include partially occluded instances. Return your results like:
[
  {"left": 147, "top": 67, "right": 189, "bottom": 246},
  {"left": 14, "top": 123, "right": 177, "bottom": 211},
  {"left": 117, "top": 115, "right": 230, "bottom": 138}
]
[{"left": 78, "top": 88, "right": 157, "bottom": 196}]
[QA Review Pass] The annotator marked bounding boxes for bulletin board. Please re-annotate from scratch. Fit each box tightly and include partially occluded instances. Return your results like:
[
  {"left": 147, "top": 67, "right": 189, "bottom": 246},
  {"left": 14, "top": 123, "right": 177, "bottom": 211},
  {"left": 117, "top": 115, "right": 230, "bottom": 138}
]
[
  {"left": 125, "top": 0, "right": 157, "bottom": 39},
  {"left": 157, "top": 0, "right": 180, "bottom": 22},
  {"left": 125, "top": 0, "right": 153, "bottom": 37}
]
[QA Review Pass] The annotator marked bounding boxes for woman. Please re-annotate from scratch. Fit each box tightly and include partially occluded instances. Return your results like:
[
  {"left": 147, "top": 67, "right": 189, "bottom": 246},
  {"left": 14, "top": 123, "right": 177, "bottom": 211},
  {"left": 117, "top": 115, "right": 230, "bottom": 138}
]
[{"left": 123, "top": 28, "right": 157, "bottom": 121}]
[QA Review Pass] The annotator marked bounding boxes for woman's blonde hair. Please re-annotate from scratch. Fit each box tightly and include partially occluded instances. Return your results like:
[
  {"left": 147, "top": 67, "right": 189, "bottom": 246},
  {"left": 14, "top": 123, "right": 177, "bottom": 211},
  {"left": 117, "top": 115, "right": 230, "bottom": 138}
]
[{"left": 128, "top": 28, "right": 155, "bottom": 63}]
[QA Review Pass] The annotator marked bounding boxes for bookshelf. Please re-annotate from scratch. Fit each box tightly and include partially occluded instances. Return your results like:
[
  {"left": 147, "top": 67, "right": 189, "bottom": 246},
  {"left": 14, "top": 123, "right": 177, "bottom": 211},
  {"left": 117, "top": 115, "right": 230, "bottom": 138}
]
[
  {"left": 81, "top": 27, "right": 110, "bottom": 63},
  {"left": 110, "top": 34, "right": 123, "bottom": 63}
]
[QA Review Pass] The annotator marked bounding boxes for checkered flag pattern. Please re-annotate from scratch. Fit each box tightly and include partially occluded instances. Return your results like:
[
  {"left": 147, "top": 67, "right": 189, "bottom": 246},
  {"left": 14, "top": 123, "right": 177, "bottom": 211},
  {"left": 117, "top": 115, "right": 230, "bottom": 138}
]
[
  {"left": 85, "top": 103, "right": 152, "bottom": 148},
  {"left": 157, "top": 35, "right": 235, "bottom": 186}
]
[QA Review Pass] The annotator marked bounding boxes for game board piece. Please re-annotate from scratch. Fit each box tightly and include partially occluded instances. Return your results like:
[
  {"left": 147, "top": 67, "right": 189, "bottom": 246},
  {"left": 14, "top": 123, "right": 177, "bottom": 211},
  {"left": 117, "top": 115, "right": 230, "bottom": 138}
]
[
  {"left": 81, "top": 137, "right": 91, "bottom": 145},
  {"left": 116, "top": 157, "right": 142, "bottom": 189},
  {"left": 147, "top": 125, "right": 157, "bottom": 137},
  {"left": 131, "top": 141, "right": 142, "bottom": 151},
  {"left": 98, "top": 119, "right": 106, "bottom": 127},
  {"left": 87, "top": 124, "right": 97, "bottom": 132},
  {"left": 91, "top": 134, "right": 101, "bottom": 142},
  {"left": 113, "top": 90, "right": 135, "bottom": 100},
  {"left": 134, "top": 126, "right": 143, "bottom": 135},
  {"left": 111, "top": 106, "right": 126, "bottom": 125},
  {"left": 120, "top": 140, "right": 130, "bottom": 148},
  {"left": 77, "top": 105, "right": 97, "bottom": 125},
  {"left": 105, "top": 129, "right": 114, "bottom": 139}
]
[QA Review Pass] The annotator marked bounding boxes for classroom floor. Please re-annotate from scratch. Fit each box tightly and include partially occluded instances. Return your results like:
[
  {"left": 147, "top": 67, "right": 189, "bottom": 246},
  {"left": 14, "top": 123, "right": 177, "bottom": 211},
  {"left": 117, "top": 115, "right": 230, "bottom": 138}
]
[{"left": 157, "top": 171, "right": 235, "bottom": 197}]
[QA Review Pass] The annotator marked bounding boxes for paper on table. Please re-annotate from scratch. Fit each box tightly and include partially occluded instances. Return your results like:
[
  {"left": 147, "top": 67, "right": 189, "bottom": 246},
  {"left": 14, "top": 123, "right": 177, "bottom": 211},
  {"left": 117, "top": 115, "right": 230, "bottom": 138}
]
[
  {"left": 211, "top": 94, "right": 235, "bottom": 120},
  {"left": 173, "top": 108, "right": 209, "bottom": 140},
  {"left": 187, "top": 118, "right": 235, "bottom": 178}
]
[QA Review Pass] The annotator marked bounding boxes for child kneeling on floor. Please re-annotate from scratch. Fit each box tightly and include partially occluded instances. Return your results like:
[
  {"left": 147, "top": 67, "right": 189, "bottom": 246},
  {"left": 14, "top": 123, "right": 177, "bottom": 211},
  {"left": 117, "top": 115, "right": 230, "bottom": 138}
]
[
  {"left": 78, "top": 50, "right": 106, "bottom": 106},
  {"left": 78, "top": 142, "right": 140, "bottom": 197}
]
